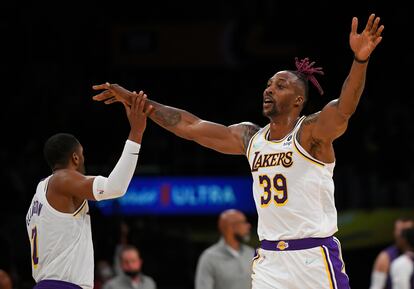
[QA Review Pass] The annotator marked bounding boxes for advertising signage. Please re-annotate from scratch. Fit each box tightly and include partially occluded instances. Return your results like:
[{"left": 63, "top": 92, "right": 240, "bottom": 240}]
[{"left": 93, "top": 176, "right": 255, "bottom": 215}]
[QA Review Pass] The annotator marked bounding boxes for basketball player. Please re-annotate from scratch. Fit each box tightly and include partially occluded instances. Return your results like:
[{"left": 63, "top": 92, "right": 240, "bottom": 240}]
[
  {"left": 390, "top": 228, "right": 414, "bottom": 289},
  {"left": 92, "top": 14, "right": 383, "bottom": 288},
  {"left": 370, "top": 218, "right": 414, "bottom": 289},
  {"left": 25, "top": 92, "right": 153, "bottom": 289}
]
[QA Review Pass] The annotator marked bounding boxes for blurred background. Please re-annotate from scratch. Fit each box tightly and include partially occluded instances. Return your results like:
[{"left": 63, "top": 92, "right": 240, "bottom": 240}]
[{"left": 1, "top": 1, "right": 413, "bottom": 288}]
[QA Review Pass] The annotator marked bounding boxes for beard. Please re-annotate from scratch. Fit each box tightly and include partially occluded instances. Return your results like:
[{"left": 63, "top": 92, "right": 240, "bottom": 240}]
[
  {"left": 262, "top": 103, "right": 278, "bottom": 117},
  {"left": 123, "top": 270, "right": 141, "bottom": 278},
  {"left": 235, "top": 233, "right": 251, "bottom": 243}
]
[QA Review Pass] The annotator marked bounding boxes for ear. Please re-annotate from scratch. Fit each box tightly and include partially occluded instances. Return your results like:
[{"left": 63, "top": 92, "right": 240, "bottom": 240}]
[
  {"left": 72, "top": 152, "right": 79, "bottom": 165},
  {"left": 294, "top": 95, "right": 304, "bottom": 107}
]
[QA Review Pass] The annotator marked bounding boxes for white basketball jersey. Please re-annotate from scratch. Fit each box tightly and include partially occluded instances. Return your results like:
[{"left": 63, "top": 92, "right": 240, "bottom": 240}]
[
  {"left": 246, "top": 116, "right": 338, "bottom": 241},
  {"left": 25, "top": 175, "right": 94, "bottom": 289}
]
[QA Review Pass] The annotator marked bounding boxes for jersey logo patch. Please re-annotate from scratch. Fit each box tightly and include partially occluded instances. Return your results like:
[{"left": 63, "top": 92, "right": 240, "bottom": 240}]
[{"left": 277, "top": 241, "right": 289, "bottom": 250}]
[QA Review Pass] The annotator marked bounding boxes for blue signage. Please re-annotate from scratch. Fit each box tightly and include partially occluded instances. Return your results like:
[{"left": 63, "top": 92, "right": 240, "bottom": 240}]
[{"left": 93, "top": 176, "right": 256, "bottom": 215}]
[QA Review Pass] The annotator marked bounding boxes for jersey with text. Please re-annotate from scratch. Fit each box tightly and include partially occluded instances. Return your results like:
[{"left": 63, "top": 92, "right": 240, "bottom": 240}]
[
  {"left": 246, "top": 116, "right": 337, "bottom": 241},
  {"left": 26, "top": 175, "right": 94, "bottom": 289}
]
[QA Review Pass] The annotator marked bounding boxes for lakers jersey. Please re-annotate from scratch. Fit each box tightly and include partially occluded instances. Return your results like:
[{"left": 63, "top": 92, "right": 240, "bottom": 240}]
[
  {"left": 25, "top": 175, "right": 94, "bottom": 289},
  {"left": 246, "top": 116, "right": 338, "bottom": 241}
]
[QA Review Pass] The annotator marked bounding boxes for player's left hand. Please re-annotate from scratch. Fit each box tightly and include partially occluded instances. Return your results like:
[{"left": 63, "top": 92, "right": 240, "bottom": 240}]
[{"left": 350, "top": 14, "right": 384, "bottom": 62}]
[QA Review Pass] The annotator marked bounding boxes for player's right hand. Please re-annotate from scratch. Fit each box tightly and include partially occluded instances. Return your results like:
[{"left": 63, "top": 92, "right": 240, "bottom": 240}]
[
  {"left": 125, "top": 91, "right": 154, "bottom": 143},
  {"left": 92, "top": 82, "right": 134, "bottom": 105}
]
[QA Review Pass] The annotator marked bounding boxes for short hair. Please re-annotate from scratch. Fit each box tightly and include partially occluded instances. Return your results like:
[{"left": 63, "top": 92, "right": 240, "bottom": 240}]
[
  {"left": 396, "top": 216, "right": 414, "bottom": 223},
  {"left": 43, "top": 133, "right": 80, "bottom": 170},
  {"left": 119, "top": 245, "right": 140, "bottom": 260}
]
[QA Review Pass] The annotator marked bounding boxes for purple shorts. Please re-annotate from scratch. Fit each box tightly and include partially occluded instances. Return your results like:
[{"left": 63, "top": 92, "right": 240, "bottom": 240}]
[{"left": 34, "top": 280, "right": 82, "bottom": 289}]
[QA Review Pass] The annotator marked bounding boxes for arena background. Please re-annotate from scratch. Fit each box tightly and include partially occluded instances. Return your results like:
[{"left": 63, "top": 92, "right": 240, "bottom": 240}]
[{"left": 1, "top": 1, "right": 413, "bottom": 288}]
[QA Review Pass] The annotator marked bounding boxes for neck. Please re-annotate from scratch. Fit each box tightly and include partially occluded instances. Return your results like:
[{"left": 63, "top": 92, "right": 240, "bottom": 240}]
[
  {"left": 224, "top": 236, "right": 240, "bottom": 251},
  {"left": 268, "top": 114, "right": 300, "bottom": 140}
]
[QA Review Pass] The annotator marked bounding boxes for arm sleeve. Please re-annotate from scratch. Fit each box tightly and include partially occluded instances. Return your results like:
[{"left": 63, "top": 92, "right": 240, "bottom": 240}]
[
  {"left": 93, "top": 140, "right": 141, "bottom": 201},
  {"left": 195, "top": 252, "right": 214, "bottom": 289}
]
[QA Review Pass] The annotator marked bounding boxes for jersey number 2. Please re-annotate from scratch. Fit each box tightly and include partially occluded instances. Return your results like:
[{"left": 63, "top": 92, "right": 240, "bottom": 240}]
[
  {"left": 31, "top": 226, "right": 39, "bottom": 268},
  {"left": 259, "top": 174, "right": 288, "bottom": 207}
]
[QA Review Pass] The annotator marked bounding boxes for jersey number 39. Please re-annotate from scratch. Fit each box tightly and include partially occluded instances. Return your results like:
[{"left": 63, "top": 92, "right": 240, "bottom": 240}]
[{"left": 259, "top": 174, "right": 288, "bottom": 207}]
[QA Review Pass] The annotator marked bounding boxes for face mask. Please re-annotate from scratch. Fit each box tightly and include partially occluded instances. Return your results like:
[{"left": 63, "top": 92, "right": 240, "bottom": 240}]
[
  {"left": 99, "top": 266, "right": 114, "bottom": 279},
  {"left": 235, "top": 233, "right": 250, "bottom": 243},
  {"left": 123, "top": 270, "right": 140, "bottom": 278}
]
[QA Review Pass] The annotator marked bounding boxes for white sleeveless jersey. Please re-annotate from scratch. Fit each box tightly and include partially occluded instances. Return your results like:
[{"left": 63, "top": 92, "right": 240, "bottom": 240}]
[
  {"left": 246, "top": 116, "right": 338, "bottom": 241},
  {"left": 25, "top": 175, "right": 94, "bottom": 289}
]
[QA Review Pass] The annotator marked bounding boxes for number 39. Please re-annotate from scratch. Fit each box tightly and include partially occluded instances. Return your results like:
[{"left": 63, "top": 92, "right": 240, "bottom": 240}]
[{"left": 259, "top": 174, "right": 288, "bottom": 207}]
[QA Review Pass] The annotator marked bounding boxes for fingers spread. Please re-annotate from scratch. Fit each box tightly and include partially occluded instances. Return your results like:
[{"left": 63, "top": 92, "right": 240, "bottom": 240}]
[
  {"left": 351, "top": 17, "right": 358, "bottom": 35},
  {"left": 92, "top": 83, "right": 110, "bottom": 90},
  {"left": 376, "top": 25, "right": 384, "bottom": 37},
  {"left": 93, "top": 90, "right": 114, "bottom": 101},
  {"left": 104, "top": 98, "right": 119, "bottom": 105},
  {"left": 371, "top": 17, "right": 381, "bottom": 34},
  {"left": 364, "top": 13, "right": 375, "bottom": 32}
]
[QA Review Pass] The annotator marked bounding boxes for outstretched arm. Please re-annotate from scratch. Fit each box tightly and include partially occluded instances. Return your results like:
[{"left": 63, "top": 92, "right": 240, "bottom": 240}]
[
  {"left": 92, "top": 84, "right": 260, "bottom": 155},
  {"left": 312, "top": 14, "right": 384, "bottom": 142}
]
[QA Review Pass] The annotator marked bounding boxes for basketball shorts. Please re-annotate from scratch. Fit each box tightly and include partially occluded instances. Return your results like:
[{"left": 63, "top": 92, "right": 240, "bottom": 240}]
[{"left": 252, "top": 236, "right": 350, "bottom": 289}]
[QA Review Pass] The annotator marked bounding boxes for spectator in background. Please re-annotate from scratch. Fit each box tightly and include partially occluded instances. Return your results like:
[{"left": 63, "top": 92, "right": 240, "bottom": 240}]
[
  {"left": 0, "top": 270, "right": 12, "bottom": 289},
  {"left": 94, "top": 260, "right": 115, "bottom": 289},
  {"left": 103, "top": 245, "right": 156, "bottom": 289},
  {"left": 390, "top": 228, "right": 414, "bottom": 289},
  {"left": 370, "top": 217, "right": 414, "bottom": 289},
  {"left": 195, "top": 209, "right": 254, "bottom": 289}
]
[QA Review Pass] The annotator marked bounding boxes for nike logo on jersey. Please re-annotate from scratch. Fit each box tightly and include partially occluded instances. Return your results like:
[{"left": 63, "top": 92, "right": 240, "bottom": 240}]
[
  {"left": 130, "top": 153, "right": 140, "bottom": 155},
  {"left": 305, "top": 258, "right": 317, "bottom": 265}
]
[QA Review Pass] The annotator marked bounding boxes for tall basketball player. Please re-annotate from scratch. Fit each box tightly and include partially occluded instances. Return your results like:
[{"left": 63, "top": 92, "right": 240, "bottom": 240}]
[
  {"left": 93, "top": 14, "right": 383, "bottom": 288},
  {"left": 26, "top": 92, "right": 153, "bottom": 289}
]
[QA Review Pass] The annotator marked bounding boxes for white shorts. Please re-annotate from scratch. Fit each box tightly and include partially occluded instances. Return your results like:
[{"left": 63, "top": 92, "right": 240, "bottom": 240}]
[{"left": 252, "top": 236, "right": 350, "bottom": 289}]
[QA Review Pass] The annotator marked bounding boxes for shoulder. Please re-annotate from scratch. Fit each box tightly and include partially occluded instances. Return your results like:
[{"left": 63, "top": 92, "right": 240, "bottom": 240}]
[
  {"left": 198, "top": 243, "right": 223, "bottom": 263},
  {"left": 230, "top": 122, "right": 261, "bottom": 134},
  {"left": 142, "top": 274, "right": 157, "bottom": 286},
  {"left": 301, "top": 112, "right": 320, "bottom": 127},
  {"left": 102, "top": 276, "right": 123, "bottom": 289},
  {"left": 373, "top": 250, "right": 391, "bottom": 272}
]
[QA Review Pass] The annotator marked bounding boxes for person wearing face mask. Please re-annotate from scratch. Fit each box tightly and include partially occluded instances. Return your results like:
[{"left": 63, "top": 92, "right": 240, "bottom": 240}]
[
  {"left": 103, "top": 245, "right": 156, "bottom": 289},
  {"left": 195, "top": 209, "right": 254, "bottom": 289}
]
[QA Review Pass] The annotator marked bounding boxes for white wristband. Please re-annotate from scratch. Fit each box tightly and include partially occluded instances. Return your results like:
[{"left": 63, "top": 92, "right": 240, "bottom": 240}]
[{"left": 93, "top": 140, "right": 140, "bottom": 201}]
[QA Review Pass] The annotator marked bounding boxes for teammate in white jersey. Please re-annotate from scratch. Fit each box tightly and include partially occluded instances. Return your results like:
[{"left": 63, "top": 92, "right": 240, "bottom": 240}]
[
  {"left": 26, "top": 92, "right": 153, "bottom": 289},
  {"left": 92, "top": 14, "right": 383, "bottom": 289}
]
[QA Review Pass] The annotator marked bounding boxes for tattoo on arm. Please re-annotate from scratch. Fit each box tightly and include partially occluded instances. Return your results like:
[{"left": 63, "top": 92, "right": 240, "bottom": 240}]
[
  {"left": 241, "top": 124, "right": 260, "bottom": 153},
  {"left": 296, "top": 113, "right": 319, "bottom": 143},
  {"left": 153, "top": 108, "right": 182, "bottom": 127}
]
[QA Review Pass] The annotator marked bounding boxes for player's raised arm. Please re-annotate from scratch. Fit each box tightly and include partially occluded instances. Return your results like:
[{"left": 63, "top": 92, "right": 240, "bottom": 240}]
[
  {"left": 92, "top": 83, "right": 260, "bottom": 155},
  {"left": 311, "top": 14, "right": 384, "bottom": 142},
  {"left": 50, "top": 92, "right": 152, "bottom": 202}
]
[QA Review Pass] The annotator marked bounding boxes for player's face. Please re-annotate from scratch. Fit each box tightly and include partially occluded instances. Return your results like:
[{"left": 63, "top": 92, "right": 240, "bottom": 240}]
[
  {"left": 121, "top": 250, "right": 142, "bottom": 272},
  {"left": 263, "top": 71, "right": 299, "bottom": 118},
  {"left": 232, "top": 213, "right": 251, "bottom": 242},
  {"left": 394, "top": 220, "right": 414, "bottom": 248}
]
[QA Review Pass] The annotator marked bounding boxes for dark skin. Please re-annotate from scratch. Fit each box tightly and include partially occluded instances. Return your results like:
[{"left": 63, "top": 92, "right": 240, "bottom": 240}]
[
  {"left": 92, "top": 14, "right": 383, "bottom": 164},
  {"left": 46, "top": 93, "right": 153, "bottom": 213}
]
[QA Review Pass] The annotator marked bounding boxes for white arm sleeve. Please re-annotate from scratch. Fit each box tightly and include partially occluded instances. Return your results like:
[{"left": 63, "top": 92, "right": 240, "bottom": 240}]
[
  {"left": 92, "top": 140, "right": 141, "bottom": 201},
  {"left": 369, "top": 271, "right": 386, "bottom": 289}
]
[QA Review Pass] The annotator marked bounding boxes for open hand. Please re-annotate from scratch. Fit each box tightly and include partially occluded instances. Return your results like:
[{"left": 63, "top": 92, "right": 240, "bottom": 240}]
[
  {"left": 350, "top": 14, "right": 384, "bottom": 62},
  {"left": 92, "top": 82, "right": 134, "bottom": 106}
]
